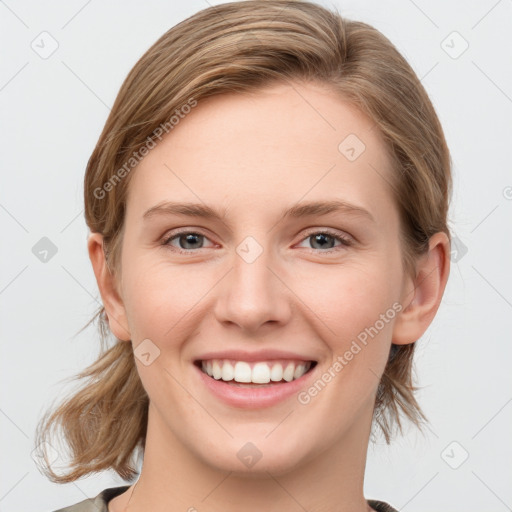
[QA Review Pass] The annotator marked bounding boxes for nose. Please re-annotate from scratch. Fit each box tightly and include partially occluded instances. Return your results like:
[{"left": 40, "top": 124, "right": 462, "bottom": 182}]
[{"left": 213, "top": 241, "right": 292, "bottom": 334}]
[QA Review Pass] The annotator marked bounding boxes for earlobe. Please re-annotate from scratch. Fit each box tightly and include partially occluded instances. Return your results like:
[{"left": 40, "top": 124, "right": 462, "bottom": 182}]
[
  {"left": 87, "top": 232, "right": 131, "bottom": 342},
  {"left": 392, "top": 232, "right": 451, "bottom": 345}
]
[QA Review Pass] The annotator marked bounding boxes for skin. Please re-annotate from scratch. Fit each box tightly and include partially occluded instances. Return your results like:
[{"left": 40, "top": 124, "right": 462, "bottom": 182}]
[{"left": 88, "top": 80, "right": 450, "bottom": 512}]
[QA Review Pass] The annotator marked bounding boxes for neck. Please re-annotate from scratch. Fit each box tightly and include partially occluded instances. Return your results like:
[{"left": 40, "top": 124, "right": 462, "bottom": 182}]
[{"left": 114, "top": 403, "right": 374, "bottom": 512}]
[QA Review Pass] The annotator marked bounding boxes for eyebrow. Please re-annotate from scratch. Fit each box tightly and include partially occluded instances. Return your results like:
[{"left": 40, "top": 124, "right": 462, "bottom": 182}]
[{"left": 143, "top": 199, "right": 374, "bottom": 223}]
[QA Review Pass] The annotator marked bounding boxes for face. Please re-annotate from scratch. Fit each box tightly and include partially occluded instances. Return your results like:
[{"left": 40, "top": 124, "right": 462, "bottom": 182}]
[{"left": 111, "top": 81, "right": 414, "bottom": 475}]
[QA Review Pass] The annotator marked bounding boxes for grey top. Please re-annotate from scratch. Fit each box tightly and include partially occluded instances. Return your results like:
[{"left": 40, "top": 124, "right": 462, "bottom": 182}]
[{"left": 52, "top": 485, "right": 399, "bottom": 512}]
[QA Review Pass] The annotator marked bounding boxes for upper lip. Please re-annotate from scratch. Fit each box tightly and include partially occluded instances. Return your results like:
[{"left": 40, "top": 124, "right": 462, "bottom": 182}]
[{"left": 194, "top": 349, "right": 317, "bottom": 363}]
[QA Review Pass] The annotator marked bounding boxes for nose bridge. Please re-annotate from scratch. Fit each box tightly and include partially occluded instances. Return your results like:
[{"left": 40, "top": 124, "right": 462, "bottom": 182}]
[{"left": 213, "top": 234, "right": 289, "bottom": 331}]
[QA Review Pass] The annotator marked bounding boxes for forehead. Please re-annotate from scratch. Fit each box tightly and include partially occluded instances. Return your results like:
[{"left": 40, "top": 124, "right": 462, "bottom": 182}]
[{"left": 125, "top": 80, "right": 396, "bottom": 225}]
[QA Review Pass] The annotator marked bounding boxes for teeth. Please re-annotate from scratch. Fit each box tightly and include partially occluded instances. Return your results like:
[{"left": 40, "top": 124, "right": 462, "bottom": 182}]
[
  {"left": 293, "top": 363, "right": 306, "bottom": 380},
  {"left": 283, "top": 362, "right": 295, "bottom": 382},
  {"left": 234, "top": 361, "right": 252, "bottom": 382},
  {"left": 221, "top": 361, "right": 234, "bottom": 381},
  {"left": 212, "top": 360, "right": 222, "bottom": 380},
  {"left": 252, "top": 362, "right": 270, "bottom": 384},
  {"left": 270, "top": 363, "right": 283, "bottom": 382},
  {"left": 200, "top": 359, "right": 312, "bottom": 384}
]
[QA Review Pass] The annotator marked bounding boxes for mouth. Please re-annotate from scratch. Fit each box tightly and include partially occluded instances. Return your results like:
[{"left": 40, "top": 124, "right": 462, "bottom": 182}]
[{"left": 193, "top": 358, "right": 318, "bottom": 387}]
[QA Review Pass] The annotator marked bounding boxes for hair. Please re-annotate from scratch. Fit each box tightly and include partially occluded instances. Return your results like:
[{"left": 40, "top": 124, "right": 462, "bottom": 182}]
[{"left": 35, "top": 0, "right": 452, "bottom": 483}]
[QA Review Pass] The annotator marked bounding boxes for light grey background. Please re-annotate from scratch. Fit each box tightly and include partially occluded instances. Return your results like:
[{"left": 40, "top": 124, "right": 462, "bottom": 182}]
[{"left": 1, "top": 1, "right": 511, "bottom": 511}]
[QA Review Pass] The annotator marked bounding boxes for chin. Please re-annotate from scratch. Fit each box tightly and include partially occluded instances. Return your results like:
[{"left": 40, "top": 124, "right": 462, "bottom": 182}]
[{"left": 196, "top": 433, "right": 311, "bottom": 477}]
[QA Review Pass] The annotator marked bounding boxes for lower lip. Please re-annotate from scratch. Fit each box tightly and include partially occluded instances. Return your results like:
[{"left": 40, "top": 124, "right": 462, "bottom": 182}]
[{"left": 194, "top": 363, "right": 317, "bottom": 409}]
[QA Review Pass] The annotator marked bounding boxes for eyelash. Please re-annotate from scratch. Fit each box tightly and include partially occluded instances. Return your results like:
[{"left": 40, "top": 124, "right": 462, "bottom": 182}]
[{"left": 161, "top": 228, "right": 353, "bottom": 255}]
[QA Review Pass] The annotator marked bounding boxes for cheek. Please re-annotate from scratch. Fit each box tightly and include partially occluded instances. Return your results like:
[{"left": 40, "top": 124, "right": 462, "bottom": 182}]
[
  {"left": 299, "top": 267, "right": 400, "bottom": 414},
  {"left": 292, "top": 258, "right": 400, "bottom": 341},
  {"left": 291, "top": 258, "right": 401, "bottom": 408},
  {"left": 121, "top": 256, "right": 218, "bottom": 342}
]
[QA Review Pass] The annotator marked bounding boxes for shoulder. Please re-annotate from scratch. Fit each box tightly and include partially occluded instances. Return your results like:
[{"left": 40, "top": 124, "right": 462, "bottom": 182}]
[
  {"left": 52, "top": 486, "right": 131, "bottom": 512},
  {"left": 367, "top": 499, "right": 400, "bottom": 512},
  {"left": 51, "top": 489, "right": 396, "bottom": 512}
]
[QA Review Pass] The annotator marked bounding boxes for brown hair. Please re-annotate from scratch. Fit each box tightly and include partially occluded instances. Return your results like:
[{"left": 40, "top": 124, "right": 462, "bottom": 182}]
[{"left": 35, "top": 0, "right": 452, "bottom": 483}]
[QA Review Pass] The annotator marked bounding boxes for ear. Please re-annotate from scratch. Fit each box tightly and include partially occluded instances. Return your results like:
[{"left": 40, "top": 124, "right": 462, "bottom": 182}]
[
  {"left": 87, "top": 231, "right": 131, "bottom": 341},
  {"left": 392, "top": 231, "right": 451, "bottom": 345}
]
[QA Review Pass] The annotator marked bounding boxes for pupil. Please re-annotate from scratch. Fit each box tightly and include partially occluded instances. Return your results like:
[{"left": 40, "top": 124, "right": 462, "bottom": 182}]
[
  {"left": 181, "top": 233, "right": 202, "bottom": 249},
  {"left": 312, "top": 233, "right": 333, "bottom": 249}
]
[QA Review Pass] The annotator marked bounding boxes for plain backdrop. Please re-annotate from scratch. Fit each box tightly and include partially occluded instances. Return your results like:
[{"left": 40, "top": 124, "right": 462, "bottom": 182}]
[{"left": 1, "top": 1, "right": 511, "bottom": 511}]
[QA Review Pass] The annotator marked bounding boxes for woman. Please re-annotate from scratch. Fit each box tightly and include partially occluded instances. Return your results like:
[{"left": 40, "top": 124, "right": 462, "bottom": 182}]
[{"left": 35, "top": 1, "right": 451, "bottom": 511}]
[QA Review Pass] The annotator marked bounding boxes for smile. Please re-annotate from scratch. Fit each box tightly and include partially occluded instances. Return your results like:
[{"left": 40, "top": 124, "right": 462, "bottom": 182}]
[
  {"left": 193, "top": 358, "right": 318, "bottom": 408},
  {"left": 196, "top": 359, "right": 316, "bottom": 384}
]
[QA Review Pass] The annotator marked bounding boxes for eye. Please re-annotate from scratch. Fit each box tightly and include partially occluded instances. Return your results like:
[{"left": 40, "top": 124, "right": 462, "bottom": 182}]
[
  {"left": 161, "top": 228, "right": 353, "bottom": 255},
  {"left": 296, "top": 230, "right": 353, "bottom": 253},
  {"left": 162, "top": 230, "right": 215, "bottom": 253}
]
